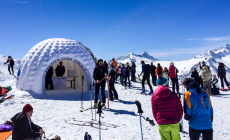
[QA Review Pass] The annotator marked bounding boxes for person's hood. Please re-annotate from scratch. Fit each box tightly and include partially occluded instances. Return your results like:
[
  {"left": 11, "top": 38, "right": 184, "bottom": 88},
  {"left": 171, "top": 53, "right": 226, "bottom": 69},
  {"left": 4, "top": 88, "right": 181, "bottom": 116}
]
[
  {"left": 154, "top": 85, "right": 171, "bottom": 98},
  {"left": 11, "top": 112, "right": 27, "bottom": 124},
  {"left": 186, "top": 81, "right": 202, "bottom": 95},
  {"left": 202, "top": 65, "right": 209, "bottom": 71}
]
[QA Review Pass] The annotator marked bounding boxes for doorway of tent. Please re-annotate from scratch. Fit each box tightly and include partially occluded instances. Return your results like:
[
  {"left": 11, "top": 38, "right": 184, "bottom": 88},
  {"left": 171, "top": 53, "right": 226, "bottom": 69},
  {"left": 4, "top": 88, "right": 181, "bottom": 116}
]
[{"left": 45, "top": 60, "right": 87, "bottom": 95}]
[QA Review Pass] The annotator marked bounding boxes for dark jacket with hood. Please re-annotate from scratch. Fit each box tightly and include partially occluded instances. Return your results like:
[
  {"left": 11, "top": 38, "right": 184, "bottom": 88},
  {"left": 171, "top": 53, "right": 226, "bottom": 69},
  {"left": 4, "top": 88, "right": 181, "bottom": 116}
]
[
  {"left": 11, "top": 112, "right": 42, "bottom": 140},
  {"left": 184, "top": 81, "right": 213, "bottom": 130},
  {"left": 93, "top": 65, "right": 106, "bottom": 81},
  {"left": 109, "top": 67, "right": 117, "bottom": 84},
  {"left": 56, "top": 65, "right": 65, "bottom": 76},
  {"left": 125, "top": 65, "right": 132, "bottom": 76},
  {"left": 191, "top": 70, "right": 200, "bottom": 83},
  {"left": 131, "top": 63, "right": 136, "bottom": 73},
  {"left": 218, "top": 63, "right": 226, "bottom": 78},
  {"left": 4, "top": 59, "right": 14, "bottom": 67}
]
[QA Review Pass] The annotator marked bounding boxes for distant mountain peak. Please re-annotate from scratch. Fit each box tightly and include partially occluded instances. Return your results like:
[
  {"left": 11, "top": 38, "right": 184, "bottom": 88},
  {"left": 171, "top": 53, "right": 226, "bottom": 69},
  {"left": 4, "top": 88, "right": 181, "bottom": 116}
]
[{"left": 116, "top": 52, "right": 158, "bottom": 61}]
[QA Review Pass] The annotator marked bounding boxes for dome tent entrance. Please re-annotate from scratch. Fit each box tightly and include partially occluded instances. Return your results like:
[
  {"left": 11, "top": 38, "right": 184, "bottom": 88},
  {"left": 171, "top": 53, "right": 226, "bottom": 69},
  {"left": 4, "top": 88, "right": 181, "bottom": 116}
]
[{"left": 16, "top": 38, "right": 95, "bottom": 94}]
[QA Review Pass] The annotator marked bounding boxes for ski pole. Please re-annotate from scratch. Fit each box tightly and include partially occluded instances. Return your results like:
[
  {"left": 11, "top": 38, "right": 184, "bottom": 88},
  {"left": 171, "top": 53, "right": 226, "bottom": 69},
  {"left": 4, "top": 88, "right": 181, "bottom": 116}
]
[
  {"left": 81, "top": 75, "right": 84, "bottom": 109},
  {"left": 107, "top": 75, "right": 110, "bottom": 110},
  {"left": 135, "top": 100, "right": 144, "bottom": 140},
  {"left": 97, "top": 100, "right": 103, "bottom": 140},
  {"left": 90, "top": 82, "right": 93, "bottom": 120}
]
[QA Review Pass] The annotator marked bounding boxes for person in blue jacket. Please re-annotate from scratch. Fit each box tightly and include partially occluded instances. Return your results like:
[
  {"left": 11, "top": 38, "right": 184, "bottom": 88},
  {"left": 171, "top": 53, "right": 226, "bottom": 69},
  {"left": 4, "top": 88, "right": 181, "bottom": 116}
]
[{"left": 182, "top": 78, "right": 213, "bottom": 140}]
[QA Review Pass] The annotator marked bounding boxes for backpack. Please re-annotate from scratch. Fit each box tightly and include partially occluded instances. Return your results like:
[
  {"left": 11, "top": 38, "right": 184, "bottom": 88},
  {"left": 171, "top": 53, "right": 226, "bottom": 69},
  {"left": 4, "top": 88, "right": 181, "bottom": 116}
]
[
  {"left": 0, "top": 87, "right": 6, "bottom": 96},
  {"left": 84, "top": 132, "right": 92, "bottom": 140},
  {"left": 144, "top": 64, "right": 150, "bottom": 75}
]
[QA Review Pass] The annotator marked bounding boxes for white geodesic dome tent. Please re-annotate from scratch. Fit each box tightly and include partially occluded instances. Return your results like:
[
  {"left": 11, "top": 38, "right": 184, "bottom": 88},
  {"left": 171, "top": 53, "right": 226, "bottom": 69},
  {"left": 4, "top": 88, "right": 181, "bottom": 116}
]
[{"left": 16, "top": 38, "right": 95, "bottom": 94}]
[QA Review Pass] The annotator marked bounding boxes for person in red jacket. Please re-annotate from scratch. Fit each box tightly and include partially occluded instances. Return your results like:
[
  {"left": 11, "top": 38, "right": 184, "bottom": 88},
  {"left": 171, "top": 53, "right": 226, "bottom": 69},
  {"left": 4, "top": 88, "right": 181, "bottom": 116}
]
[
  {"left": 169, "top": 62, "right": 180, "bottom": 95},
  {"left": 151, "top": 75, "right": 183, "bottom": 140}
]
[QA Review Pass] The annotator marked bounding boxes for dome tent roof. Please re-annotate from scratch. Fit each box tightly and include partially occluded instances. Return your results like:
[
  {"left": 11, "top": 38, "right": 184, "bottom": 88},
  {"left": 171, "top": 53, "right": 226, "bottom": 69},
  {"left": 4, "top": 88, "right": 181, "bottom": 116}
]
[{"left": 17, "top": 38, "right": 95, "bottom": 94}]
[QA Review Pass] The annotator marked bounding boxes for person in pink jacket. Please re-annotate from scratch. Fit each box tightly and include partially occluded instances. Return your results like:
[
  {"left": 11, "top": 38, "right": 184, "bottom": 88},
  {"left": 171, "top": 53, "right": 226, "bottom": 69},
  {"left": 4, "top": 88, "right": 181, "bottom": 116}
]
[{"left": 151, "top": 75, "right": 183, "bottom": 140}]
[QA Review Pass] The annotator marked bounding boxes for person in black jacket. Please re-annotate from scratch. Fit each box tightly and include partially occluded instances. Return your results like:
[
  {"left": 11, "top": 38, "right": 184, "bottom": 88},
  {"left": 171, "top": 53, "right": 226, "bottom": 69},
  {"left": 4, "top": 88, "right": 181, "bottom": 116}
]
[
  {"left": 131, "top": 62, "right": 136, "bottom": 82},
  {"left": 191, "top": 68, "right": 200, "bottom": 85},
  {"left": 45, "top": 67, "right": 54, "bottom": 90},
  {"left": 93, "top": 59, "right": 107, "bottom": 109},
  {"left": 103, "top": 61, "right": 108, "bottom": 74},
  {"left": 218, "top": 62, "right": 230, "bottom": 91},
  {"left": 11, "top": 104, "right": 43, "bottom": 140},
  {"left": 109, "top": 63, "right": 118, "bottom": 101},
  {"left": 56, "top": 61, "right": 65, "bottom": 77},
  {"left": 150, "top": 62, "right": 157, "bottom": 86},
  {"left": 124, "top": 62, "right": 132, "bottom": 88},
  {"left": 3, "top": 56, "right": 14, "bottom": 75}
]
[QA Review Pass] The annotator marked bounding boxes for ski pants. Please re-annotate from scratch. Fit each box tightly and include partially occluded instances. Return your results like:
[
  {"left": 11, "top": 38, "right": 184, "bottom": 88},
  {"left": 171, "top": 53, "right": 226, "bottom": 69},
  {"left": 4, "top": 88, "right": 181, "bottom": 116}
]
[
  {"left": 116, "top": 73, "right": 121, "bottom": 81},
  {"left": 151, "top": 74, "right": 157, "bottom": 85},
  {"left": 158, "top": 123, "right": 181, "bottom": 140},
  {"left": 109, "top": 81, "right": 118, "bottom": 100},
  {"left": 189, "top": 127, "right": 213, "bottom": 140},
  {"left": 45, "top": 76, "right": 54, "bottom": 90},
  {"left": 220, "top": 76, "right": 229, "bottom": 87},
  {"left": 8, "top": 65, "right": 14, "bottom": 74},
  {"left": 142, "top": 75, "right": 152, "bottom": 90},
  {"left": 131, "top": 72, "right": 136, "bottom": 81},
  {"left": 125, "top": 75, "right": 130, "bottom": 87},
  {"left": 171, "top": 78, "right": 179, "bottom": 92},
  {"left": 120, "top": 75, "right": 125, "bottom": 86},
  {"left": 94, "top": 80, "right": 106, "bottom": 104},
  {"left": 203, "top": 81, "right": 211, "bottom": 95}
]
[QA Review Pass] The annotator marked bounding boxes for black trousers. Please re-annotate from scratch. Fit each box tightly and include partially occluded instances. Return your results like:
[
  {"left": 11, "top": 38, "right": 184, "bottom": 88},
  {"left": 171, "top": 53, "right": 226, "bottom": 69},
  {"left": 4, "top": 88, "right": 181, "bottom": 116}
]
[
  {"left": 189, "top": 127, "right": 213, "bottom": 140},
  {"left": 45, "top": 77, "right": 54, "bottom": 90},
  {"left": 220, "top": 76, "right": 229, "bottom": 87},
  {"left": 142, "top": 75, "right": 152, "bottom": 90},
  {"left": 8, "top": 66, "right": 14, "bottom": 74},
  {"left": 125, "top": 75, "right": 130, "bottom": 87},
  {"left": 109, "top": 81, "right": 118, "bottom": 100},
  {"left": 151, "top": 74, "right": 157, "bottom": 85},
  {"left": 131, "top": 72, "right": 136, "bottom": 81},
  {"left": 94, "top": 80, "right": 106, "bottom": 104},
  {"left": 171, "top": 78, "right": 179, "bottom": 92},
  {"left": 116, "top": 74, "right": 121, "bottom": 81}
]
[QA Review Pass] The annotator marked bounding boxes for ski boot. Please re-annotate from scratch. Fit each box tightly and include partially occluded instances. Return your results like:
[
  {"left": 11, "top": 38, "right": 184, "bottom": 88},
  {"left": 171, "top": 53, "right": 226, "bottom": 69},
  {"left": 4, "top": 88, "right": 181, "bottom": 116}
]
[
  {"left": 92, "top": 103, "right": 98, "bottom": 109},
  {"left": 141, "top": 88, "right": 145, "bottom": 94},
  {"left": 102, "top": 103, "right": 106, "bottom": 109},
  {"left": 114, "top": 97, "right": 119, "bottom": 100},
  {"left": 228, "top": 86, "right": 230, "bottom": 90},
  {"left": 148, "top": 89, "right": 154, "bottom": 95},
  {"left": 221, "top": 87, "right": 225, "bottom": 91}
]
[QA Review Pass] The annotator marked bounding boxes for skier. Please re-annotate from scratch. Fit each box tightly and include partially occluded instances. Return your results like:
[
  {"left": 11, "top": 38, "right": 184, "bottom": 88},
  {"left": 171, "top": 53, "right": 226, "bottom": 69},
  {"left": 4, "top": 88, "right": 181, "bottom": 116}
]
[
  {"left": 11, "top": 104, "right": 44, "bottom": 140},
  {"left": 45, "top": 67, "right": 54, "bottom": 90},
  {"left": 109, "top": 63, "right": 118, "bottom": 101},
  {"left": 155, "top": 63, "right": 163, "bottom": 77},
  {"left": 182, "top": 78, "right": 213, "bottom": 140},
  {"left": 150, "top": 62, "right": 157, "bottom": 86},
  {"left": 138, "top": 61, "right": 153, "bottom": 94},
  {"left": 169, "top": 62, "right": 179, "bottom": 94},
  {"left": 151, "top": 75, "right": 183, "bottom": 140},
  {"left": 111, "top": 58, "right": 118, "bottom": 69},
  {"left": 191, "top": 68, "right": 200, "bottom": 85},
  {"left": 116, "top": 66, "right": 121, "bottom": 82},
  {"left": 211, "top": 75, "right": 220, "bottom": 95},
  {"left": 56, "top": 61, "right": 65, "bottom": 77},
  {"left": 103, "top": 61, "right": 109, "bottom": 74},
  {"left": 3, "top": 56, "right": 14, "bottom": 75},
  {"left": 218, "top": 62, "right": 230, "bottom": 91},
  {"left": 120, "top": 64, "right": 125, "bottom": 86},
  {"left": 201, "top": 66, "right": 212, "bottom": 94},
  {"left": 131, "top": 62, "right": 136, "bottom": 82},
  {"left": 93, "top": 59, "right": 107, "bottom": 109},
  {"left": 125, "top": 62, "right": 132, "bottom": 88}
]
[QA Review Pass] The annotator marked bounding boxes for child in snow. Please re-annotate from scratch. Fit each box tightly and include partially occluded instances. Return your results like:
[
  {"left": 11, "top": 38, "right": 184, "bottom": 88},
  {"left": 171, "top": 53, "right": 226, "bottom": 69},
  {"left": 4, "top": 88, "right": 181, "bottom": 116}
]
[{"left": 151, "top": 75, "right": 183, "bottom": 140}]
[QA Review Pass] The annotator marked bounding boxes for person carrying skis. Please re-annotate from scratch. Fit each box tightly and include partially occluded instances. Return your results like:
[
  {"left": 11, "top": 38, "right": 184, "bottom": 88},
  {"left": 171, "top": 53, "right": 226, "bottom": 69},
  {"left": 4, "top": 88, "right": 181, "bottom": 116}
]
[
  {"left": 125, "top": 62, "right": 132, "bottom": 88},
  {"left": 138, "top": 61, "right": 153, "bottom": 94},
  {"left": 116, "top": 66, "right": 121, "bottom": 82},
  {"left": 211, "top": 75, "right": 220, "bottom": 95},
  {"left": 56, "top": 61, "right": 65, "bottom": 77},
  {"left": 131, "top": 62, "right": 136, "bottom": 82},
  {"left": 111, "top": 58, "right": 118, "bottom": 69},
  {"left": 169, "top": 62, "right": 179, "bottom": 94},
  {"left": 3, "top": 56, "right": 14, "bottom": 75},
  {"left": 103, "top": 61, "right": 109, "bottom": 74},
  {"left": 109, "top": 63, "right": 118, "bottom": 101},
  {"left": 201, "top": 65, "right": 212, "bottom": 94},
  {"left": 191, "top": 68, "right": 200, "bottom": 85},
  {"left": 182, "top": 78, "right": 213, "bottom": 140},
  {"left": 45, "top": 66, "right": 54, "bottom": 90},
  {"left": 150, "top": 62, "right": 157, "bottom": 86},
  {"left": 151, "top": 75, "right": 183, "bottom": 140},
  {"left": 120, "top": 64, "right": 125, "bottom": 86},
  {"left": 93, "top": 59, "right": 107, "bottom": 109},
  {"left": 155, "top": 63, "right": 163, "bottom": 77},
  {"left": 218, "top": 62, "right": 230, "bottom": 91}
]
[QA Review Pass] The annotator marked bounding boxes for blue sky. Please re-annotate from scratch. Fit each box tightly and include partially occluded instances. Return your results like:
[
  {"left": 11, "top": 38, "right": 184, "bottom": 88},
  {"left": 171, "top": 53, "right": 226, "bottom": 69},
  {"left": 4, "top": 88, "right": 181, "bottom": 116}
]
[{"left": 0, "top": 0, "right": 230, "bottom": 61}]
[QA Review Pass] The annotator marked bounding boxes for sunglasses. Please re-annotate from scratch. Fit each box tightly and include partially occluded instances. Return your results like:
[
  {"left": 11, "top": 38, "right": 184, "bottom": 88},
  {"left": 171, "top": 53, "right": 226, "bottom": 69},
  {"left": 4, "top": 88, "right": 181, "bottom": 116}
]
[{"left": 99, "top": 62, "right": 103, "bottom": 64}]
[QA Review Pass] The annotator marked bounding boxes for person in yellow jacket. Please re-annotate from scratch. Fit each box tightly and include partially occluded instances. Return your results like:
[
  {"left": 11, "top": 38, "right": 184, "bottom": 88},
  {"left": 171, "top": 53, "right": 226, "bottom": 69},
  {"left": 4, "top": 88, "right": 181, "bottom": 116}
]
[{"left": 111, "top": 58, "right": 118, "bottom": 69}]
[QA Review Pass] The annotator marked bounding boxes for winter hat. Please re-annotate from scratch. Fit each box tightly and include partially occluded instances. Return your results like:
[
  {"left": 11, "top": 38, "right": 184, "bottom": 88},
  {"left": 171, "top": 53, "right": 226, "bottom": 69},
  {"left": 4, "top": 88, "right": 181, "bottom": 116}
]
[
  {"left": 213, "top": 75, "right": 216, "bottom": 78},
  {"left": 170, "top": 62, "right": 174, "bottom": 65},
  {"left": 202, "top": 61, "right": 205, "bottom": 64},
  {"left": 157, "top": 75, "right": 168, "bottom": 86},
  {"left": 22, "top": 104, "right": 33, "bottom": 113}
]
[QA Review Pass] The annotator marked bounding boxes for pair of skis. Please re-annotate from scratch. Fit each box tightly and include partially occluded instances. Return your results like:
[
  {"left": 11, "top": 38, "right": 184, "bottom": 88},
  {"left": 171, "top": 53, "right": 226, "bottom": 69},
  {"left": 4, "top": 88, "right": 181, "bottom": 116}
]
[{"left": 0, "top": 95, "right": 14, "bottom": 103}]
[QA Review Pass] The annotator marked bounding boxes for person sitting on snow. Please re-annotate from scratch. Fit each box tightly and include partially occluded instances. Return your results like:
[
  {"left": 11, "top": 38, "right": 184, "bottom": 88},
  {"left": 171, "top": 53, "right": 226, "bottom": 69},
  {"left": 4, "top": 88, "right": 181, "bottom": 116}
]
[
  {"left": 151, "top": 75, "right": 183, "bottom": 140},
  {"left": 11, "top": 104, "right": 44, "bottom": 140}
]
